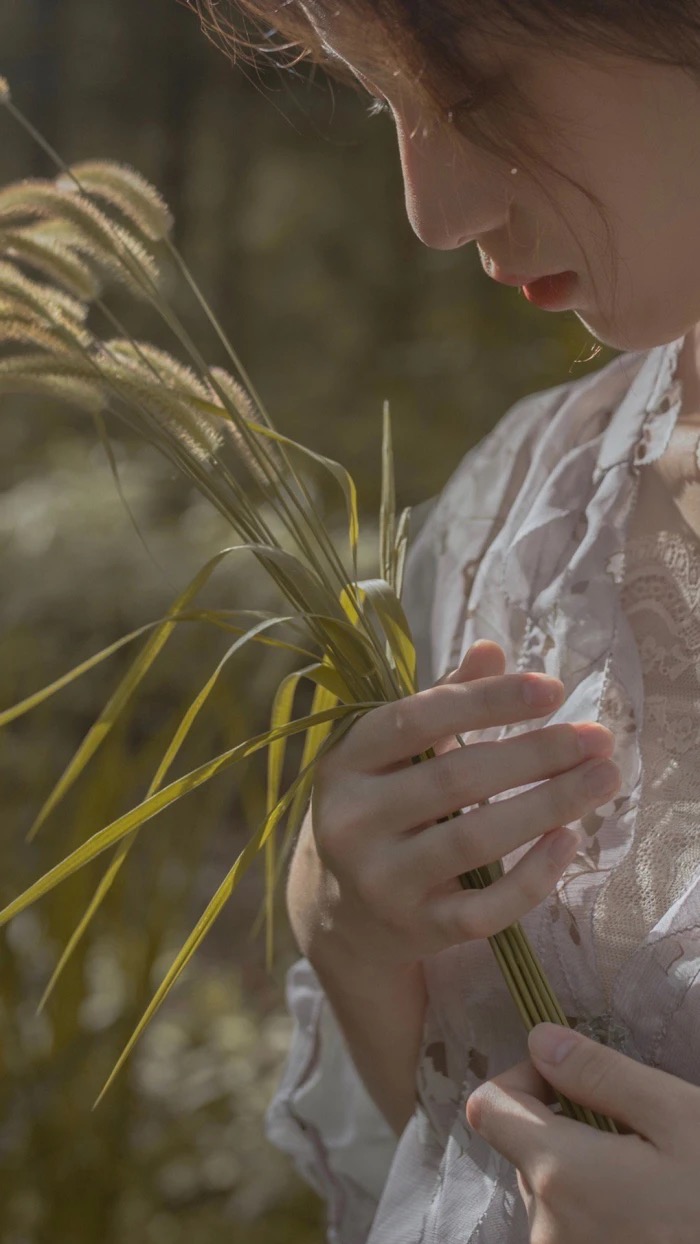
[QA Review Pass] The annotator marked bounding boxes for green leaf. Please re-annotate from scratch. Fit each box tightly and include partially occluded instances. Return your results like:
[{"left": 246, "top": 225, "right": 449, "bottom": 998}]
[
  {"left": 252, "top": 674, "right": 339, "bottom": 948},
  {"left": 93, "top": 713, "right": 360, "bottom": 1106},
  {"left": 0, "top": 607, "right": 320, "bottom": 732},
  {"left": 340, "top": 577, "right": 417, "bottom": 696},
  {"left": 379, "top": 400, "right": 396, "bottom": 588},
  {"left": 261, "top": 658, "right": 350, "bottom": 966},
  {"left": 36, "top": 610, "right": 326, "bottom": 1006},
  {"left": 394, "top": 505, "right": 412, "bottom": 600},
  {"left": 0, "top": 702, "right": 381, "bottom": 929},
  {"left": 22, "top": 548, "right": 242, "bottom": 840},
  {"left": 193, "top": 396, "right": 360, "bottom": 588}
]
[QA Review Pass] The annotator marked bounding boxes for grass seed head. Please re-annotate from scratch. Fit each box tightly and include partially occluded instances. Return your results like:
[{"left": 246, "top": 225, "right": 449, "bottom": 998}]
[
  {"left": 0, "top": 180, "right": 161, "bottom": 299},
  {"left": 57, "top": 161, "right": 173, "bottom": 242},
  {"left": 207, "top": 366, "right": 276, "bottom": 487},
  {"left": 95, "top": 346, "right": 224, "bottom": 465},
  {"left": 0, "top": 371, "right": 104, "bottom": 415},
  {"left": 0, "top": 225, "right": 101, "bottom": 301},
  {"left": 0, "top": 258, "right": 90, "bottom": 326}
]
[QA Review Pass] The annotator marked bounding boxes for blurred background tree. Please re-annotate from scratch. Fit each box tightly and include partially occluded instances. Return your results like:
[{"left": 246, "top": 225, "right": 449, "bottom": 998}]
[{"left": 0, "top": 2, "right": 616, "bottom": 1242}]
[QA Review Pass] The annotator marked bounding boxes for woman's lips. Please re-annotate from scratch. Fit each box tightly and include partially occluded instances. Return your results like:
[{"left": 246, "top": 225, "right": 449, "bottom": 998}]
[
  {"left": 483, "top": 260, "right": 579, "bottom": 310},
  {"left": 520, "top": 271, "right": 578, "bottom": 310}
]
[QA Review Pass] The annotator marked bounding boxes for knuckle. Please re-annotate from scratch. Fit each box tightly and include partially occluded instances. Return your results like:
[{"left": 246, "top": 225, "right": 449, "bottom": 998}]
[
  {"left": 547, "top": 772, "right": 576, "bottom": 824},
  {"left": 451, "top": 815, "right": 477, "bottom": 872},
  {"left": 315, "top": 798, "right": 363, "bottom": 862},
  {"left": 471, "top": 677, "right": 498, "bottom": 718},
  {"left": 570, "top": 1044, "right": 612, "bottom": 1101},
  {"left": 391, "top": 693, "right": 422, "bottom": 743},
  {"left": 453, "top": 900, "right": 487, "bottom": 942},
  {"left": 515, "top": 864, "right": 547, "bottom": 911},
  {"left": 354, "top": 859, "right": 386, "bottom": 911},
  {"left": 533, "top": 1158, "right": 563, "bottom": 1205},
  {"left": 555, "top": 722, "right": 582, "bottom": 767},
  {"left": 465, "top": 1084, "right": 490, "bottom": 1132},
  {"left": 432, "top": 754, "right": 467, "bottom": 805},
  {"left": 358, "top": 861, "right": 410, "bottom": 932}
]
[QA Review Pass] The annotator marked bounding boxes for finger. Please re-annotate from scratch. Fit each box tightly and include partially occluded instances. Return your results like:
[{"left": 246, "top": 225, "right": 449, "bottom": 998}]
[
  {"left": 432, "top": 642, "right": 506, "bottom": 758},
  {"left": 473, "top": 1055, "right": 558, "bottom": 1105},
  {"left": 466, "top": 1060, "right": 587, "bottom": 1177},
  {"left": 342, "top": 672, "right": 565, "bottom": 773},
  {"left": 391, "top": 728, "right": 616, "bottom": 874},
  {"left": 527, "top": 1024, "right": 691, "bottom": 1148},
  {"left": 439, "top": 640, "right": 506, "bottom": 686},
  {"left": 427, "top": 825, "right": 581, "bottom": 943}
]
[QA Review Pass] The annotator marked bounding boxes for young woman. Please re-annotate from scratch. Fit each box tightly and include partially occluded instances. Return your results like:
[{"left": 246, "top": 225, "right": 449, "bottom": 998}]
[{"left": 195, "top": 4, "right": 700, "bottom": 1240}]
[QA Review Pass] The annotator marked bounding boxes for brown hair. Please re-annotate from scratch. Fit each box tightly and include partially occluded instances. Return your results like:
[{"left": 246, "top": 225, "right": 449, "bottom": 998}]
[{"left": 189, "top": 1, "right": 700, "bottom": 316}]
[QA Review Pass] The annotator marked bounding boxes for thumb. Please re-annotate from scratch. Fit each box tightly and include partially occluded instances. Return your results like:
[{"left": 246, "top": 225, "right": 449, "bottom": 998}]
[{"left": 527, "top": 1023, "right": 678, "bottom": 1145}]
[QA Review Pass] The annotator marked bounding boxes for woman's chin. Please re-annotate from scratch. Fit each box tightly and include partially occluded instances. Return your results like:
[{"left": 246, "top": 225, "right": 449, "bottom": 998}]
[{"left": 573, "top": 305, "right": 690, "bottom": 354}]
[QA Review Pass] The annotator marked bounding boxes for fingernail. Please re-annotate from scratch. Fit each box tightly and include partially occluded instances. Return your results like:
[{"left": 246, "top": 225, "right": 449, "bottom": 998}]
[
  {"left": 528, "top": 1023, "right": 580, "bottom": 1065},
  {"left": 575, "top": 724, "right": 613, "bottom": 759}
]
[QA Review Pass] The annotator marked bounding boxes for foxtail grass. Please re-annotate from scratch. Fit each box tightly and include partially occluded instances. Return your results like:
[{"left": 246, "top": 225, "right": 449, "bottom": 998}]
[{"left": 0, "top": 78, "right": 616, "bottom": 1130}]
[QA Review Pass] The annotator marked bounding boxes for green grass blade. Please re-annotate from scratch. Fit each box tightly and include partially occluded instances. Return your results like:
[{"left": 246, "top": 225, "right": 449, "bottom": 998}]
[
  {"left": 148, "top": 616, "right": 303, "bottom": 794},
  {"left": 36, "top": 835, "right": 132, "bottom": 1012},
  {"left": 23, "top": 547, "right": 243, "bottom": 840},
  {"left": 0, "top": 621, "right": 161, "bottom": 728},
  {"left": 264, "top": 668, "right": 303, "bottom": 970},
  {"left": 252, "top": 675, "right": 339, "bottom": 946},
  {"left": 394, "top": 505, "right": 412, "bottom": 599},
  {"left": 0, "top": 605, "right": 321, "bottom": 731},
  {"left": 0, "top": 703, "right": 381, "bottom": 929},
  {"left": 93, "top": 718, "right": 359, "bottom": 1107},
  {"left": 260, "top": 658, "right": 350, "bottom": 965},
  {"left": 379, "top": 400, "right": 396, "bottom": 587},
  {"left": 36, "top": 614, "right": 317, "bottom": 1003},
  {"left": 29, "top": 614, "right": 353, "bottom": 1004},
  {"left": 340, "top": 577, "right": 417, "bottom": 696},
  {"left": 193, "top": 397, "right": 360, "bottom": 588},
  {"left": 92, "top": 405, "right": 173, "bottom": 584}
]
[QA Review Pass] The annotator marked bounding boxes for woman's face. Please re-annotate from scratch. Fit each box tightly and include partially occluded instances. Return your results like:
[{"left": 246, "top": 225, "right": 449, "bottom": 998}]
[{"left": 300, "top": 5, "right": 700, "bottom": 355}]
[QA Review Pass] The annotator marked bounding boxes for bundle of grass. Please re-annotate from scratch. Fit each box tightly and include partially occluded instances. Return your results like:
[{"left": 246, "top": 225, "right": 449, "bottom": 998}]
[{"left": 0, "top": 78, "right": 615, "bottom": 1130}]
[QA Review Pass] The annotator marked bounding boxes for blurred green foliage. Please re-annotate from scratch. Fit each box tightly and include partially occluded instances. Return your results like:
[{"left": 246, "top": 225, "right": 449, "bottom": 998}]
[{"left": 0, "top": 1, "right": 617, "bottom": 1241}]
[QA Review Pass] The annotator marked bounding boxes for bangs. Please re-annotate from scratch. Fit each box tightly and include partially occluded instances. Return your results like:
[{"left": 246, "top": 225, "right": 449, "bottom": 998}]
[{"left": 191, "top": 0, "right": 504, "bottom": 118}]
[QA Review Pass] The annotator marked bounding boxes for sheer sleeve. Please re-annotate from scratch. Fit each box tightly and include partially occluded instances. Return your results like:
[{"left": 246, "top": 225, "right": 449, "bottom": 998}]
[{"left": 265, "top": 959, "right": 398, "bottom": 1244}]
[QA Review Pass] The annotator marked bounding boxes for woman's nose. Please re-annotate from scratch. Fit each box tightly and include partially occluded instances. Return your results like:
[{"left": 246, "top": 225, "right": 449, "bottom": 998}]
[{"left": 395, "top": 115, "right": 508, "bottom": 251}]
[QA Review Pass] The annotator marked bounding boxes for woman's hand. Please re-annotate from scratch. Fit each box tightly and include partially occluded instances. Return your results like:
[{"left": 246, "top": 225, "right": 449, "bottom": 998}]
[
  {"left": 294, "top": 639, "right": 620, "bottom": 978},
  {"left": 466, "top": 1022, "right": 700, "bottom": 1244}
]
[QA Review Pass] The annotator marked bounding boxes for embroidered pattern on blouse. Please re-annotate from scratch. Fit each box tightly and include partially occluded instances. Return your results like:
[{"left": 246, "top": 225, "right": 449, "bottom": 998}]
[{"left": 592, "top": 468, "right": 700, "bottom": 1001}]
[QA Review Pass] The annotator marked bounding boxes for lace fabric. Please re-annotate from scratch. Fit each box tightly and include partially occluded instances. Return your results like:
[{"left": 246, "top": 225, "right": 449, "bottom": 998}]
[{"left": 593, "top": 437, "right": 700, "bottom": 999}]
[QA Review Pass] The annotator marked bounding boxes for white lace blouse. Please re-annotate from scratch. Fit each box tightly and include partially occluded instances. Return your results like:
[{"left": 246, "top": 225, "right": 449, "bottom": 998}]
[{"left": 265, "top": 330, "right": 700, "bottom": 1243}]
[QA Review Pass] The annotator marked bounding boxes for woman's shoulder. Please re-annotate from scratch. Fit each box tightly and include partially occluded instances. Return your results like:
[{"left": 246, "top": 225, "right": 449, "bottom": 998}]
[
  {"left": 400, "top": 347, "right": 649, "bottom": 688},
  {"left": 446, "top": 349, "right": 643, "bottom": 508},
  {"left": 413, "top": 345, "right": 648, "bottom": 552}
]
